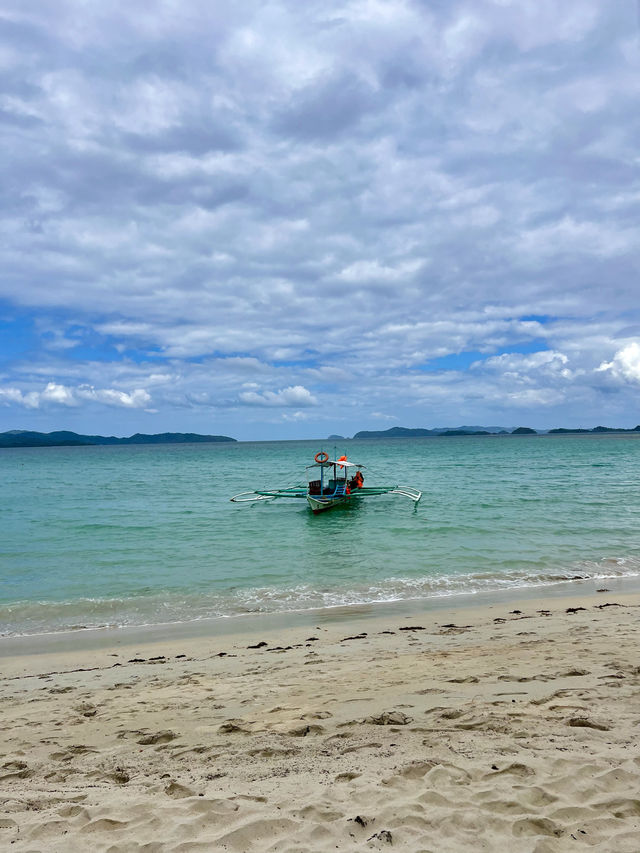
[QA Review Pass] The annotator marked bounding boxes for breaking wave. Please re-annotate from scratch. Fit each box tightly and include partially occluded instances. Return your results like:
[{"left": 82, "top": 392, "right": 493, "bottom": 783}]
[{"left": 2, "top": 554, "right": 639, "bottom": 638}]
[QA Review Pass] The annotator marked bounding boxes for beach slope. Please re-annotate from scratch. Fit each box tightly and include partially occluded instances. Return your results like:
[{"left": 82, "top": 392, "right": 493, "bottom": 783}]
[{"left": 1, "top": 590, "right": 639, "bottom": 851}]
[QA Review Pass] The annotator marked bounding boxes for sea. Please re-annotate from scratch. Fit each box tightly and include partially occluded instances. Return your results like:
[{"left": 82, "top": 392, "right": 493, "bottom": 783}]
[{"left": 2, "top": 435, "right": 640, "bottom": 638}]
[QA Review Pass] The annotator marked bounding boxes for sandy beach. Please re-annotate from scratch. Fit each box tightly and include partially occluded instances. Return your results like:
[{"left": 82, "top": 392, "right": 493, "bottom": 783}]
[{"left": 1, "top": 586, "right": 639, "bottom": 852}]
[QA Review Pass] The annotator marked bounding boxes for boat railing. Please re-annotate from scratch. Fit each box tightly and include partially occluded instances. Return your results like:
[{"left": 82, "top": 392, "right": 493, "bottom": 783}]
[
  {"left": 388, "top": 486, "right": 422, "bottom": 503},
  {"left": 230, "top": 491, "right": 273, "bottom": 502}
]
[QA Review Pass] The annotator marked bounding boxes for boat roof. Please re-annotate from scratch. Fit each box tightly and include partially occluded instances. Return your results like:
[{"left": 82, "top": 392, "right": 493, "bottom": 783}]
[{"left": 306, "top": 459, "right": 364, "bottom": 470}]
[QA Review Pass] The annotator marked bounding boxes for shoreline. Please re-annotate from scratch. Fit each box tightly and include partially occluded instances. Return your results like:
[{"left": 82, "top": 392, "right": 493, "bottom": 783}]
[{"left": 2, "top": 572, "right": 640, "bottom": 659}]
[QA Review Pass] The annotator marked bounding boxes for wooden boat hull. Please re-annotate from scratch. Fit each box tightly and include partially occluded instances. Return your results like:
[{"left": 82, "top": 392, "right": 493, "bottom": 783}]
[{"left": 306, "top": 494, "right": 352, "bottom": 514}]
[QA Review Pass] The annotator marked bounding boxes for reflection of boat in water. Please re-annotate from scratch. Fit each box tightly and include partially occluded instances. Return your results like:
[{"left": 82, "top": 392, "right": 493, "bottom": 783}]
[{"left": 230, "top": 452, "right": 422, "bottom": 514}]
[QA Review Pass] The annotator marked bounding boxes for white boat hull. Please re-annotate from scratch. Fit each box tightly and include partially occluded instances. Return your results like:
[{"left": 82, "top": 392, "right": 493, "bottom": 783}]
[{"left": 306, "top": 494, "right": 352, "bottom": 514}]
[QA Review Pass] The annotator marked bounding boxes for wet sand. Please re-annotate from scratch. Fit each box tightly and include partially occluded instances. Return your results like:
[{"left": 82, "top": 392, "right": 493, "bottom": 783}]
[{"left": 1, "top": 587, "right": 639, "bottom": 851}]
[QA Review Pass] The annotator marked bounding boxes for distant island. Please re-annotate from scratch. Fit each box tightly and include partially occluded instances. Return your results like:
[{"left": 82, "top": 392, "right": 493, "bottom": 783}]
[
  {"left": 352, "top": 426, "right": 510, "bottom": 439},
  {"left": 548, "top": 426, "right": 640, "bottom": 435},
  {"left": 346, "top": 425, "right": 640, "bottom": 440},
  {"left": 0, "top": 430, "right": 237, "bottom": 448}
]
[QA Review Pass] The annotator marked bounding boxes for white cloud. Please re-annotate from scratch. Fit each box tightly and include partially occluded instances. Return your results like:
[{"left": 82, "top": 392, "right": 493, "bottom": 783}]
[
  {"left": 337, "top": 258, "right": 424, "bottom": 283},
  {"left": 597, "top": 342, "right": 640, "bottom": 383},
  {"left": 41, "top": 382, "right": 77, "bottom": 405},
  {"left": 1, "top": 382, "right": 80, "bottom": 409},
  {"left": 371, "top": 411, "right": 398, "bottom": 421},
  {"left": 515, "top": 216, "right": 636, "bottom": 261},
  {"left": 238, "top": 385, "right": 318, "bottom": 407},
  {"left": 282, "top": 410, "right": 312, "bottom": 421},
  {"left": 0, "top": 382, "right": 151, "bottom": 410},
  {"left": 0, "top": 387, "right": 40, "bottom": 409},
  {"left": 478, "top": 350, "right": 571, "bottom": 377},
  {"left": 76, "top": 387, "right": 152, "bottom": 407}
]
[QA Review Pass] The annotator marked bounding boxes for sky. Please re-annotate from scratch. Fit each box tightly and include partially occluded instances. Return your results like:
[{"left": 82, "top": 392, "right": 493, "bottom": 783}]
[{"left": 1, "top": 0, "right": 639, "bottom": 440}]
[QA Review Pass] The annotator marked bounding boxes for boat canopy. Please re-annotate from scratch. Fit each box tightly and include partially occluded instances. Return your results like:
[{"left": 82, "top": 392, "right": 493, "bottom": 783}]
[{"left": 306, "top": 459, "right": 363, "bottom": 470}]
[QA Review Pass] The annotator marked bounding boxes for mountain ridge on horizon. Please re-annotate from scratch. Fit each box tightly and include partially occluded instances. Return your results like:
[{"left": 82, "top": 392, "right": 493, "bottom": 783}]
[
  {"left": 0, "top": 430, "right": 237, "bottom": 448},
  {"left": 350, "top": 425, "right": 640, "bottom": 439},
  {"left": 2, "top": 425, "right": 640, "bottom": 449}
]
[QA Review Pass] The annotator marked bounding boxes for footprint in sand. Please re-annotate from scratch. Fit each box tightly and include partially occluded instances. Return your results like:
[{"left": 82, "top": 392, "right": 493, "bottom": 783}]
[
  {"left": 165, "top": 780, "right": 196, "bottom": 798},
  {"left": 49, "top": 745, "right": 98, "bottom": 761},
  {"left": 341, "top": 742, "right": 383, "bottom": 754},
  {"left": 218, "top": 719, "right": 252, "bottom": 734},
  {"left": 486, "top": 762, "right": 535, "bottom": 779},
  {"left": 364, "top": 711, "right": 413, "bottom": 726},
  {"left": 79, "top": 818, "right": 129, "bottom": 834},
  {"left": 512, "top": 817, "right": 563, "bottom": 838},
  {"left": 248, "top": 747, "right": 300, "bottom": 758},
  {"left": 56, "top": 804, "right": 89, "bottom": 819},
  {"left": 436, "top": 708, "right": 464, "bottom": 720},
  {"left": 2, "top": 760, "right": 29, "bottom": 773},
  {"left": 136, "top": 730, "right": 178, "bottom": 745},
  {"left": 91, "top": 767, "right": 130, "bottom": 785},
  {"left": 389, "top": 761, "right": 437, "bottom": 781},
  {"left": 567, "top": 717, "right": 610, "bottom": 731},
  {"left": 287, "top": 723, "right": 325, "bottom": 737}
]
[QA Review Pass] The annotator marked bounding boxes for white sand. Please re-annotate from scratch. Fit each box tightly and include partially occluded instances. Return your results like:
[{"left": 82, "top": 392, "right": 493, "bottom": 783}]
[{"left": 1, "top": 589, "right": 639, "bottom": 851}]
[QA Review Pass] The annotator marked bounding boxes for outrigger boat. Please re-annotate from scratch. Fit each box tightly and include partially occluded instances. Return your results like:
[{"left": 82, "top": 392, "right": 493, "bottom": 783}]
[{"left": 230, "top": 452, "right": 422, "bottom": 514}]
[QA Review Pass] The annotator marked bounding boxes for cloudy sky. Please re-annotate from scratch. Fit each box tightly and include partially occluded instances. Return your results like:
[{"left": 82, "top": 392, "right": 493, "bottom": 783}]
[{"left": 1, "top": 0, "right": 639, "bottom": 440}]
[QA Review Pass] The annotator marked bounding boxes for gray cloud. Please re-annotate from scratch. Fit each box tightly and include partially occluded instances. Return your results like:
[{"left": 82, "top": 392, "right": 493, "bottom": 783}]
[
  {"left": 1, "top": 0, "right": 639, "bottom": 438},
  {"left": 272, "top": 72, "right": 378, "bottom": 139}
]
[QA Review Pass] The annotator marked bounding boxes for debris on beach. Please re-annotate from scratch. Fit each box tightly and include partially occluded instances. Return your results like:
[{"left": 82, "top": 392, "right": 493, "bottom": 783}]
[{"left": 368, "top": 829, "right": 393, "bottom": 843}]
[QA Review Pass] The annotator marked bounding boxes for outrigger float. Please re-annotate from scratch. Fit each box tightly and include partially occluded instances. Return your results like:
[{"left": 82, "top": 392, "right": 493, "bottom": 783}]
[{"left": 230, "top": 452, "right": 422, "bottom": 514}]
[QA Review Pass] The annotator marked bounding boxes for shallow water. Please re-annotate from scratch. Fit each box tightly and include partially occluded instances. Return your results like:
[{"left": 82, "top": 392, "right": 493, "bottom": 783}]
[{"left": 2, "top": 435, "right": 640, "bottom": 635}]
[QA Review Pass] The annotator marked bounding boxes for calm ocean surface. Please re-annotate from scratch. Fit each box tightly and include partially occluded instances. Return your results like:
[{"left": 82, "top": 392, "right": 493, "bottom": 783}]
[{"left": 2, "top": 435, "right": 640, "bottom": 637}]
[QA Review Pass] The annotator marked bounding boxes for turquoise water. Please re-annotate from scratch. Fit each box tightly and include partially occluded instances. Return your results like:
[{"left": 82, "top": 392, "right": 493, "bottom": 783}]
[{"left": 2, "top": 435, "right": 640, "bottom": 636}]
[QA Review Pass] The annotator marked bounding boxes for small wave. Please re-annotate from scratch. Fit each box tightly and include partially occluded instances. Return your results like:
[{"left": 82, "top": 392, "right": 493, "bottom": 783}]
[{"left": 1, "top": 555, "right": 639, "bottom": 638}]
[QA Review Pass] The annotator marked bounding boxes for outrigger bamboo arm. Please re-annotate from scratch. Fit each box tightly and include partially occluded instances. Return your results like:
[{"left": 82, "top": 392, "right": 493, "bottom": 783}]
[
  {"left": 388, "top": 487, "right": 422, "bottom": 503},
  {"left": 230, "top": 489, "right": 307, "bottom": 502},
  {"left": 231, "top": 486, "right": 421, "bottom": 503}
]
